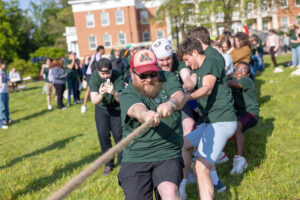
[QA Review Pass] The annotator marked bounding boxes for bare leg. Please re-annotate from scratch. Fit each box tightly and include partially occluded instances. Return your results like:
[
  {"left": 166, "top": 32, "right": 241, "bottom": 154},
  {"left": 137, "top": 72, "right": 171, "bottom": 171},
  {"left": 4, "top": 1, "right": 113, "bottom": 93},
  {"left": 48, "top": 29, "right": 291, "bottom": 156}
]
[
  {"left": 47, "top": 95, "right": 51, "bottom": 105},
  {"left": 235, "top": 121, "right": 244, "bottom": 156},
  {"left": 182, "top": 117, "right": 195, "bottom": 179},
  {"left": 83, "top": 86, "right": 90, "bottom": 106},
  {"left": 157, "top": 182, "right": 180, "bottom": 200},
  {"left": 194, "top": 157, "right": 213, "bottom": 200}
]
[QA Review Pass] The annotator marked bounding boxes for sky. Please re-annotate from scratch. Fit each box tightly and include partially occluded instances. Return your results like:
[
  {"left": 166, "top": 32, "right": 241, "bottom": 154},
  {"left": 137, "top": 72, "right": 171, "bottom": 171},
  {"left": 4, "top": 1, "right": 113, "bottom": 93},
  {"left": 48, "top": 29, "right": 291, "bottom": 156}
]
[{"left": 19, "top": 0, "right": 36, "bottom": 10}]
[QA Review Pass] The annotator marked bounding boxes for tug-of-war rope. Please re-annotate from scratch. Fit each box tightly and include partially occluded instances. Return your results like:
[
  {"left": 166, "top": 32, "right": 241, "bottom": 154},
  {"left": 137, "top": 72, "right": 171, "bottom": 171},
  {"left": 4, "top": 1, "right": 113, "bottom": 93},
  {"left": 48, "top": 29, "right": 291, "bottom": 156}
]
[{"left": 47, "top": 118, "right": 154, "bottom": 200}]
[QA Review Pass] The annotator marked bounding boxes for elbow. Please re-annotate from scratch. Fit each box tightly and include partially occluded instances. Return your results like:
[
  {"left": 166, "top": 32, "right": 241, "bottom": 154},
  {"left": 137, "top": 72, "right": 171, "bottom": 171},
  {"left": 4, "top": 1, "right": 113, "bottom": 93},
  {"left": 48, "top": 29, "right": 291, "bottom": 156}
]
[{"left": 206, "top": 89, "right": 213, "bottom": 96}]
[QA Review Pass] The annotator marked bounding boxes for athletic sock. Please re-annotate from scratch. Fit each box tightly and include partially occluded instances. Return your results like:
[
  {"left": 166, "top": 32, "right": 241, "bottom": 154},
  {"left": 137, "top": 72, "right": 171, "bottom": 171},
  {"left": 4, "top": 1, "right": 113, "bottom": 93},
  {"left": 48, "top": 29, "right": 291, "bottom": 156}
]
[{"left": 210, "top": 170, "right": 219, "bottom": 185}]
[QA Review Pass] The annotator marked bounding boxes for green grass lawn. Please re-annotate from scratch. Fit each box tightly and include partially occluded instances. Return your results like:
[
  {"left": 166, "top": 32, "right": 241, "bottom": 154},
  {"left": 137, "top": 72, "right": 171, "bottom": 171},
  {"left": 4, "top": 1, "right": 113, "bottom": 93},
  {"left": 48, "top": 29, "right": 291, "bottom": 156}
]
[{"left": 0, "top": 54, "right": 299, "bottom": 200}]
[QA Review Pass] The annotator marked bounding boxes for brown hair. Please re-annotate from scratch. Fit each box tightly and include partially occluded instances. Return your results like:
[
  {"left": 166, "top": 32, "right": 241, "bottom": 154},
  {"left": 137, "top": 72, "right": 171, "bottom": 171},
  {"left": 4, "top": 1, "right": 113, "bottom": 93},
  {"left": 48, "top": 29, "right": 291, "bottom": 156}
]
[
  {"left": 187, "top": 26, "right": 211, "bottom": 45},
  {"left": 177, "top": 38, "right": 205, "bottom": 60},
  {"left": 220, "top": 38, "right": 232, "bottom": 49},
  {"left": 233, "top": 32, "right": 250, "bottom": 48},
  {"left": 51, "top": 59, "right": 63, "bottom": 68}
]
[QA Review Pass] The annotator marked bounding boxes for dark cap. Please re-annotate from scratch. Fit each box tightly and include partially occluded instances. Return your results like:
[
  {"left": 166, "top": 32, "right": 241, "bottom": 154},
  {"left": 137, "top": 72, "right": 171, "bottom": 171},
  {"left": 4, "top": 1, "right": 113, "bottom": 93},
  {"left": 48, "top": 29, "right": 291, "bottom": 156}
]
[{"left": 95, "top": 58, "right": 112, "bottom": 72}]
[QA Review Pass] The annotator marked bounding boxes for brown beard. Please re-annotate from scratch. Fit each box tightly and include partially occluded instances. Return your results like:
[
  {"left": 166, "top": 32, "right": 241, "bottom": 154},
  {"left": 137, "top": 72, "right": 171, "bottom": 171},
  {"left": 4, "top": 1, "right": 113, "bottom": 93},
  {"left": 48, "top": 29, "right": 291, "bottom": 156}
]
[{"left": 132, "top": 75, "right": 162, "bottom": 98}]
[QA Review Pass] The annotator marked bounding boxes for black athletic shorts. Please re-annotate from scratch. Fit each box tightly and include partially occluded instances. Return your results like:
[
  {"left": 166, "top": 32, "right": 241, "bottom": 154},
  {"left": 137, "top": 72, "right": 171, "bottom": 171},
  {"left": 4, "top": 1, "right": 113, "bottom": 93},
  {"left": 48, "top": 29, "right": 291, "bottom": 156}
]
[
  {"left": 86, "top": 74, "right": 92, "bottom": 86},
  {"left": 237, "top": 112, "right": 258, "bottom": 133},
  {"left": 118, "top": 157, "right": 184, "bottom": 200},
  {"left": 181, "top": 103, "right": 203, "bottom": 125}
]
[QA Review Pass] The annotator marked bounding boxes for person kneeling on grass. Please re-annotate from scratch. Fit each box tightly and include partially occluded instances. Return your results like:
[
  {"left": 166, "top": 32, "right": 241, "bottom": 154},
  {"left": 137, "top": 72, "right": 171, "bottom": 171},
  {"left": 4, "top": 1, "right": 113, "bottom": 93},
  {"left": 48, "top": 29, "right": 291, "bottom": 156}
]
[{"left": 227, "top": 62, "right": 259, "bottom": 175}]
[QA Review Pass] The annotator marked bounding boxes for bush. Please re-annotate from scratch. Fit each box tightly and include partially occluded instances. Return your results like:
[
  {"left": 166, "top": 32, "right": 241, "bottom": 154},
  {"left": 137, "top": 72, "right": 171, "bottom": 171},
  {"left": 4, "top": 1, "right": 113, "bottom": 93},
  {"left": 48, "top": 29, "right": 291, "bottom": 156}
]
[
  {"left": 30, "top": 46, "right": 66, "bottom": 61},
  {"left": 8, "top": 58, "right": 40, "bottom": 77}
]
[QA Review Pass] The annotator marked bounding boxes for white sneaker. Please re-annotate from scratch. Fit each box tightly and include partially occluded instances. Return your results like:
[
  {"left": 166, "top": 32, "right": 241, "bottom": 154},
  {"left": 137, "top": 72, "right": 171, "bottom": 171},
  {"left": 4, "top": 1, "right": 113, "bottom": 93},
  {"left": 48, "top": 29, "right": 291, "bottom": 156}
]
[
  {"left": 1, "top": 125, "right": 8, "bottom": 129},
  {"left": 230, "top": 156, "right": 248, "bottom": 175},
  {"left": 291, "top": 68, "right": 300, "bottom": 77},
  {"left": 179, "top": 181, "right": 187, "bottom": 200},
  {"left": 297, "top": 65, "right": 300, "bottom": 68},
  {"left": 273, "top": 67, "right": 283, "bottom": 73},
  {"left": 216, "top": 152, "right": 229, "bottom": 164},
  {"left": 81, "top": 105, "right": 86, "bottom": 113},
  {"left": 48, "top": 105, "right": 52, "bottom": 110}
]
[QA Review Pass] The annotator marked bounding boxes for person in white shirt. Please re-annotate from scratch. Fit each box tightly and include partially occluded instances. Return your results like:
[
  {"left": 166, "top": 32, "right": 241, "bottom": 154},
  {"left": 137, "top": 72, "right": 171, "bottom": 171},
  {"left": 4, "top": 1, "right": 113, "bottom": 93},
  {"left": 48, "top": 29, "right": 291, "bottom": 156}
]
[{"left": 9, "top": 67, "right": 22, "bottom": 92}]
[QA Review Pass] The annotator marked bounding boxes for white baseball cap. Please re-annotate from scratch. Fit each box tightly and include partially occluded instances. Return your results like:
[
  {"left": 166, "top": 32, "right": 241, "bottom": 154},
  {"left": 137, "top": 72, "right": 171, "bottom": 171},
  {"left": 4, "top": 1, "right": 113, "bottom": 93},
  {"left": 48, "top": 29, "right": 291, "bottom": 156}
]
[{"left": 151, "top": 39, "right": 173, "bottom": 59}]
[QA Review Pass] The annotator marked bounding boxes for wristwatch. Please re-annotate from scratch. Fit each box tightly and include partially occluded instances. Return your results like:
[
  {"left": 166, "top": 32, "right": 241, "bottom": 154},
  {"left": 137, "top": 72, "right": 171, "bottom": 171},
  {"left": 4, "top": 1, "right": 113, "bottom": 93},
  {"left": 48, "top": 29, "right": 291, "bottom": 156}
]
[{"left": 168, "top": 99, "right": 177, "bottom": 110}]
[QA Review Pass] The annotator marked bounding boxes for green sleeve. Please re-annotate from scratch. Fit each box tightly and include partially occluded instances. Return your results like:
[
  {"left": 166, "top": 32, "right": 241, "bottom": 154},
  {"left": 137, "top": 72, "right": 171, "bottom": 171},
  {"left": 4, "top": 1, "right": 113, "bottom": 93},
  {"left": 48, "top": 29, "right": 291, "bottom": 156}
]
[
  {"left": 238, "top": 77, "right": 252, "bottom": 90},
  {"left": 201, "top": 58, "right": 221, "bottom": 79},
  {"left": 89, "top": 72, "right": 100, "bottom": 92},
  {"left": 163, "top": 71, "right": 183, "bottom": 96},
  {"left": 120, "top": 87, "right": 143, "bottom": 119}
]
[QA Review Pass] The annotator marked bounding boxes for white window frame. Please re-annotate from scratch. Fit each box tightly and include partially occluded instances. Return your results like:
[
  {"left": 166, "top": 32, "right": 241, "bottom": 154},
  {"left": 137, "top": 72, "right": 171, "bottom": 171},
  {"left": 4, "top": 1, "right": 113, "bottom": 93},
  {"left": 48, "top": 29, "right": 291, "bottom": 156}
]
[
  {"left": 156, "top": 30, "right": 164, "bottom": 39},
  {"left": 281, "top": 16, "right": 289, "bottom": 28},
  {"left": 280, "top": 0, "right": 288, "bottom": 8},
  {"left": 101, "top": 12, "right": 110, "bottom": 26},
  {"left": 86, "top": 13, "right": 95, "bottom": 28},
  {"left": 88, "top": 36, "right": 97, "bottom": 50},
  {"left": 115, "top": 10, "right": 124, "bottom": 25},
  {"left": 118, "top": 32, "right": 126, "bottom": 45},
  {"left": 143, "top": 31, "right": 151, "bottom": 41},
  {"left": 103, "top": 34, "right": 112, "bottom": 48},
  {"left": 140, "top": 10, "right": 149, "bottom": 24}
]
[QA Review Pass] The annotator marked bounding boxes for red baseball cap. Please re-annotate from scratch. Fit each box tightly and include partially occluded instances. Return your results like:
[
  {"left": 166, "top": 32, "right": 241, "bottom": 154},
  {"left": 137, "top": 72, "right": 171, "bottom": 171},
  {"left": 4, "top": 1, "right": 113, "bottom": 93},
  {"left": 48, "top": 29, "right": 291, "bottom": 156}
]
[{"left": 130, "top": 49, "right": 159, "bottom": 74}]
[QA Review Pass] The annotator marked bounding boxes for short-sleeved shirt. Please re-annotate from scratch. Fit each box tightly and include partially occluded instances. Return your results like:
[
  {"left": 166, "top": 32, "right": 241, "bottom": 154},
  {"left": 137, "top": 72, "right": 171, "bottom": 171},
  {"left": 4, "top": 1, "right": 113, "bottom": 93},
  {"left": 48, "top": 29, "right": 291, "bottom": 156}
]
[
  {"left": 89, "top": 70, "right": 124, "bottom": 108},
  {"left": 194, "top": 57, "right": 237, "bottom": 123},
  {"left": 232, "top": 77, "right": 259, "bottom": 117},
  {"left": 63, "top": 58, "right": 77, "bottom": 79},
  {"left": 44, "top": 67, "right": 50, "bottom": 82},
  {"left": 290, "top": 29, "right": 300, "bottom": 48},
  {"left": 120, "top": 71, "right": 184, "bottom": 162}
]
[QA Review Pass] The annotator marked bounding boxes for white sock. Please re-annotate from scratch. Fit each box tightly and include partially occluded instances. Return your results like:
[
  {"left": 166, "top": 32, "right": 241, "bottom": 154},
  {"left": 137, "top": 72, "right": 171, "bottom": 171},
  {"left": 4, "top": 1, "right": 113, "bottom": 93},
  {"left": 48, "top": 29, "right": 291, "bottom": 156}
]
[
  {"left": 210, "top": 170, "right": 219, "bottom": 185},
  {"left": 179, "top": 178, "right": 187, "bottom": 191}
]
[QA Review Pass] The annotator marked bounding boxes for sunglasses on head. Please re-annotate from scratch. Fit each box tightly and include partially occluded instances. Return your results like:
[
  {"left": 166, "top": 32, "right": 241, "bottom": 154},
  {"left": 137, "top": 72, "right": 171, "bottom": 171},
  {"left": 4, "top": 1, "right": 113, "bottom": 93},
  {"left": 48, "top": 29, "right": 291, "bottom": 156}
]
[{"left": 133, "top": 70, "right": 158, "bottom": 80}]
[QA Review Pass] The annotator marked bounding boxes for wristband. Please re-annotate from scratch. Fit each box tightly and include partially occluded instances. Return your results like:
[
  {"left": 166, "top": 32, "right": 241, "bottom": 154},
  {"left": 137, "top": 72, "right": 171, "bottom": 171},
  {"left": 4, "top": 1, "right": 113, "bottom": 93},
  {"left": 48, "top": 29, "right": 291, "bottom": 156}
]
[{"left": 168, "top": 99, "right": 177, "bottom": 109}]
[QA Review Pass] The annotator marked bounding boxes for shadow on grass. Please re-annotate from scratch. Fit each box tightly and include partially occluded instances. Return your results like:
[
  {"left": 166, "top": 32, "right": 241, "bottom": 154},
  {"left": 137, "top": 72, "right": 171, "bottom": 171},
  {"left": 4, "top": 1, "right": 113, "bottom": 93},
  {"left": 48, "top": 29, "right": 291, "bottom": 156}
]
[
  {"left": 11, "top": 151, "right": 101, "bottom": 200},
  {"left": 218, "top": 117, "right": 275, "bottom": 200},
  {"left": 0, "top": 134, "right": 83, "bottom": 169},
  {"left": 12, "top": 109, "right": 50, "bottom": 125}
]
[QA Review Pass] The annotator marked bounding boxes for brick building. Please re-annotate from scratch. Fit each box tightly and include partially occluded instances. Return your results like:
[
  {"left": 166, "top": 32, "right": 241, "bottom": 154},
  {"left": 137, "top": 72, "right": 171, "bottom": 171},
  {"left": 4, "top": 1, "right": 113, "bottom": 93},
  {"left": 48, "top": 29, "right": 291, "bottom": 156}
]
[{"left": 66, "top": 0, "right": 168, "bottom": 57}]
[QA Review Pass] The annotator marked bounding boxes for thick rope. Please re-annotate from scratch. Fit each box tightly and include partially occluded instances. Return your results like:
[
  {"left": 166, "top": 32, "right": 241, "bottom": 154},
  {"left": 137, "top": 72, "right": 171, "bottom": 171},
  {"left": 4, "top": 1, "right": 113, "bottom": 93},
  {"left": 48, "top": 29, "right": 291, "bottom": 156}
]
[{"left": 47, "top": 118, "right": 154, "bottom": 200}]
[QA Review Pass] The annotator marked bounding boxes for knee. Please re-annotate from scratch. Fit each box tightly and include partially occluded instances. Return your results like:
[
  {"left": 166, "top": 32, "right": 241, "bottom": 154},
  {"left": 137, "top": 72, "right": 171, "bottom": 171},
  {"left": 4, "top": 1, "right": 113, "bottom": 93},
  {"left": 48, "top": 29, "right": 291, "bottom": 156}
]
[
  {"left": 195, "top": 158, "right": 212, "bottom": 173},
  {"left": 158, "top": 182, "right": 179, "bottom": 199}
]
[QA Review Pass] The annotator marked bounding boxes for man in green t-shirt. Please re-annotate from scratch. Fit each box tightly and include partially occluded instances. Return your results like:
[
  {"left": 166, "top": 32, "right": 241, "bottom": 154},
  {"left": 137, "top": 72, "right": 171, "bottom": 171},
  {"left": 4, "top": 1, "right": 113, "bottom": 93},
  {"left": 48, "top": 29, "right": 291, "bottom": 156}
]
[
  {"left": 177, "top": 27, "right": 228, "bottom": 198},
  {"left": 64, "top": 52, "right": 79, "bottom": 106},
  {"left": 118, "top": 49, "right": 186, "bottom": 200},
  {"left": 177, "top": 38, "right": 237, "bottom": 200},
  {"left": 227, "top": 62, "right": 259, "bottom": 175},
  {"left": 89, "top": 58, "right": 124, "bottom": 175}
]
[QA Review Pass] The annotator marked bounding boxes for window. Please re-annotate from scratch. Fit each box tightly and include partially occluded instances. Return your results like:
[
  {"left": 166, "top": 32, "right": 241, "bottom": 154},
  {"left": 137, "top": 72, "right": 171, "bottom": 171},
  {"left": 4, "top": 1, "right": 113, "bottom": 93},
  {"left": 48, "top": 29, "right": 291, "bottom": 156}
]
[
  {"left": 88, "top": 36, "right": 97, "bottom": 50},
  {"left": 263, "top": 19, "right": 269, "bottom": 30},
  {"left": 86, "top": 13, "right": 95, "bottom": 28},
  {"left": 140, "top": 10, "right": 149, "bottom": 24},
  {"left": 296, "top": 0, "right": 300, "bottom": 6},
  {"left": 115, "top": 10, "right": 124, "bottom": 24},
  {"left": 118, "top": 32, "right": 126, "bottom": 45},
  {"left": 281, "top": 17, "right": 289, "bottom": 28},
  {"left": 156, "top": 30, "right": 164, "bottom": 39},
  {"left": 101, "top": 12, "right": 110, "bottom": 26},
  {"left": 280, "top": 0, "right": 288, "bottom": 7},
  {"left": 261, "top": 0, "right": 269, "bottom": 13},
  {"left": 103, "top": 34, "right": 112, "bottom": 48},
  {"left": 143, "top": 31, "right": 150, "bottom": 41}
]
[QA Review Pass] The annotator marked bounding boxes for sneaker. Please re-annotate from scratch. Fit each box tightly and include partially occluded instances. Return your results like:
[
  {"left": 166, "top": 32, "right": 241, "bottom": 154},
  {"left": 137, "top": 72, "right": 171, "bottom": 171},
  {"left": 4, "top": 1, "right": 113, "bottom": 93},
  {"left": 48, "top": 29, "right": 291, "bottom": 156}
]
[
  {"left": 48, "top": 105, "right": 52, "bottom": 110},
  {"left": 103, "top": 166, "right": 112, "bottom": 175},
  {"left": 81, "top": 105, "right": 86, "bottom": 113},
  {"left": 59, "top": 107, "right": 66, "bottom": 110},
  {"left": 179, "top": 181, "right": 187, "bottom": 200},
  {"left": 297, "top": 65, "right": 300, "bottom": 68},
  {"left": 230, "top": 156, "right": 248, "bottom": 175},
  {"left": 76, "top": 100, "right": 83, "bottom": 104},
  {"left": 214, "top": 180, "right": 226, "bottom": 193},
  {"left": 273, "top": 67, "right": 283, "bottom": 73},
  {"left": 216, "top": 152, "right": 229, "bottom": 164},
  {"left": 67, "top": 103, "right": 71, "bottom": 107},
  {"left": 290, "top": 65, "right": 296, "bottom": 68},
  {"left": 1, "top": 125, "right": 8, "bottom": 129}
]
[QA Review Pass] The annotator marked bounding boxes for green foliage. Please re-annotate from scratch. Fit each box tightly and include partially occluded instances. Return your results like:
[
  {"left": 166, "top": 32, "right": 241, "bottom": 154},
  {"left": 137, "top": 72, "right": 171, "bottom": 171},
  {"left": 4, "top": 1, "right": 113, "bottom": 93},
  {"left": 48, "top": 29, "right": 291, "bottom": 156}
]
[
  {"left": 8, "top": 58, "right": 40, "bottom": 77},
  {"left": 30, "top": 46, "right": 67, "bottom": 60}
]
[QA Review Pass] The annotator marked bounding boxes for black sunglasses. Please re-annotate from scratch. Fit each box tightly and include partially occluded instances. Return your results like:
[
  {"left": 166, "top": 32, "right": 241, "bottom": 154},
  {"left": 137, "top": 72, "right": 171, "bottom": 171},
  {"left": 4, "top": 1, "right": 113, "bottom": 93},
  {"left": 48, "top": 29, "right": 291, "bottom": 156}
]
[{"left": 133, "top": 70, "right": 158, "bottom": 80}]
